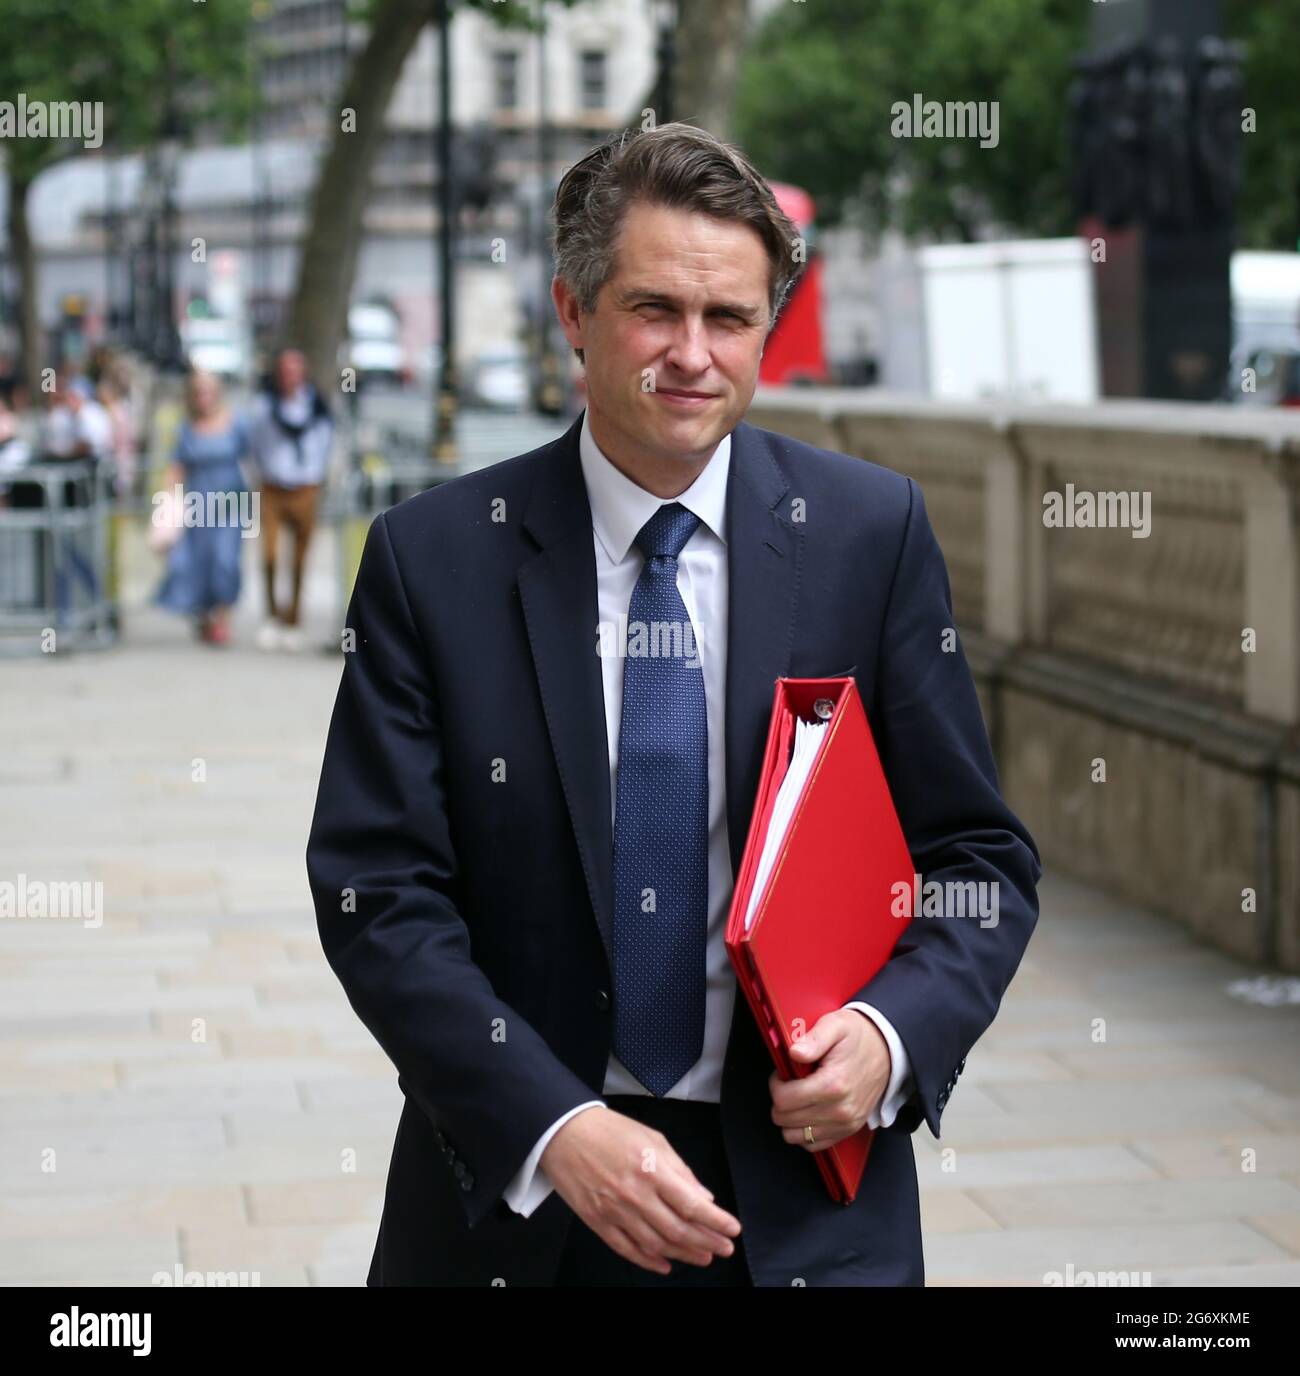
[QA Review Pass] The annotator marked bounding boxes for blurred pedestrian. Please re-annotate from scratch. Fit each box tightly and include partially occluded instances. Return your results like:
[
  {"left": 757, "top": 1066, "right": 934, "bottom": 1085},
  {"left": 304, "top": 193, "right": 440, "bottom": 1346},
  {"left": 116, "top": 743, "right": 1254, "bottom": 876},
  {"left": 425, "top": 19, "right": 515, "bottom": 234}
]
[
  {"left": 246, "top": 347, "right": 334, "bottom": 652},
  {"left": 0, "top": 393, "right": 31, "bottom": 478},
  {"left": 42, "top": 373, "right": 114, "bottom": 466},
  {"left": 0, "top": 394, "right": 37, "bottom": 609},
  {"left": 154, "top": 369, "right": 251, "bottom": 646},
  {"left": 92, "top": 351, "right": 138, "bottom": 496},
  {"left": 41, "top": 374, "right": 114, "bottom": 624}
]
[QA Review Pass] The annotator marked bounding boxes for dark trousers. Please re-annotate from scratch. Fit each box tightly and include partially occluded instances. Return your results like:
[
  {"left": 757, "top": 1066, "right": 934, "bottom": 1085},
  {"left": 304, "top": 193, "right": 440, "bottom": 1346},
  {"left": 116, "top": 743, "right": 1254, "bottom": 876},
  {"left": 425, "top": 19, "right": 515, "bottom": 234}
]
[{"left": 554, "top": 1093, "right": 753, "bottom": 1287}]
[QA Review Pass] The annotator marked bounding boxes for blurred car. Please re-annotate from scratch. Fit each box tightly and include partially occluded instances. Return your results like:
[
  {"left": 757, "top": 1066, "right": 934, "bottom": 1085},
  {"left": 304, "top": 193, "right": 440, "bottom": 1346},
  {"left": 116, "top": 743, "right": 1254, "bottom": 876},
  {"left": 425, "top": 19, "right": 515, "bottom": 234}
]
[
  {"left": 1229, "top": 345, "right": 1300, "bottom": 407},
  {"left": 469, "top": 343, "right": 529, "bottom": 410},
  {"left": 180, "top": 316, "right": 252, "bottom": 385},
  {"left": 342, "top": 303, "right": 409, "bottom": 389}
]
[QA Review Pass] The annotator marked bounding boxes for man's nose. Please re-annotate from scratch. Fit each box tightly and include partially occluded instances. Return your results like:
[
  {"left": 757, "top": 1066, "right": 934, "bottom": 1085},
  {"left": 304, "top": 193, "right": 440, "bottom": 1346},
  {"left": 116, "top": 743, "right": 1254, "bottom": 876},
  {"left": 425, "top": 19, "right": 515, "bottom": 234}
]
[{"left": 662, "top": 317, "right": 712, "bottom": 377}]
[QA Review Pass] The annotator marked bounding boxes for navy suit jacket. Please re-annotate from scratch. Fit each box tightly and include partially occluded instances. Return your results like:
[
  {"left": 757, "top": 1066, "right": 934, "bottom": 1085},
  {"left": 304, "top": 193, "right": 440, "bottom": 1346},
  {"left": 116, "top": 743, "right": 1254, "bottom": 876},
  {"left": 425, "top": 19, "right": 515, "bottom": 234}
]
[{"left": 305, "top": 409, "right": 1042, "bottom": 1286}]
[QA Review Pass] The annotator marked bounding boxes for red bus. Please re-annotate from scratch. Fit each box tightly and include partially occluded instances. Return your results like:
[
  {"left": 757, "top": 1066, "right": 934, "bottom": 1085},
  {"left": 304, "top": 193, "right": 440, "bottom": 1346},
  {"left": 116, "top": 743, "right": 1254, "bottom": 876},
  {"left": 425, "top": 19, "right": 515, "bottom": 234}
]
[{"left": 759, "top": 182, "right": 829, "bottom": 386}]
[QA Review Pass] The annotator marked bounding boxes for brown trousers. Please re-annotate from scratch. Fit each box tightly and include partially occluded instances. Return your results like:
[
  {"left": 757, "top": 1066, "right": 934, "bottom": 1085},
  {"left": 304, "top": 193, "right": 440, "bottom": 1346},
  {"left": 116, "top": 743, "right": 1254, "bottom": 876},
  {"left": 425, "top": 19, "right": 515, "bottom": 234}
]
[{"left": 260, "top": 481, "right": 321, "bottom": 627}]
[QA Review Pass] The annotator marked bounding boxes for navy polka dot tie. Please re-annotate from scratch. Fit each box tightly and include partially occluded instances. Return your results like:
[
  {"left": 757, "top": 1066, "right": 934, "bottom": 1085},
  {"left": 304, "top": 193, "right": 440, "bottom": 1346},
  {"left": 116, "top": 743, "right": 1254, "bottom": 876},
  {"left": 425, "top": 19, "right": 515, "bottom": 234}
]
[{"left": 611, "top": 502, "right": 708, "bottom": 1096}]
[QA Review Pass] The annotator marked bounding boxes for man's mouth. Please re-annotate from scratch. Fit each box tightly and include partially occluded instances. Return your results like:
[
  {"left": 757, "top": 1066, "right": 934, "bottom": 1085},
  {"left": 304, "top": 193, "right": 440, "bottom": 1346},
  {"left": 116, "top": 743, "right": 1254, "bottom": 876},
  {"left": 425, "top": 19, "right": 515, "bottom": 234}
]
[{"left": 654, "top": 388, "right": 717, "bottom": 408}]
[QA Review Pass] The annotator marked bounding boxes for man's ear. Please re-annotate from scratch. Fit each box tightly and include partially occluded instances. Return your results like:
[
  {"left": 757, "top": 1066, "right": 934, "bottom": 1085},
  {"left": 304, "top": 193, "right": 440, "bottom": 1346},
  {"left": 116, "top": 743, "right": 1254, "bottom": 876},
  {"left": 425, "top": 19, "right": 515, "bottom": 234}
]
[{"left": 551, "top": 276, "right": 585, "bottom": 354}]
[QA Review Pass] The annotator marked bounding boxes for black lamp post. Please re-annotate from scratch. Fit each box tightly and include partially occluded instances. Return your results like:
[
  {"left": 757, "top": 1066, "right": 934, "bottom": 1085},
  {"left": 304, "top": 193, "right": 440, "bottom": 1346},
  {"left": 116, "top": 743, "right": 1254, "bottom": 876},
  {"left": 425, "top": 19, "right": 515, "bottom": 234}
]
[
  {"left": 1069, "top": 0, "right": 1243, "bottom": 400},
  {"left": 534, "top": 0, "right": 564, "bottom": 417},
  {"left": 432, "top": 0, "right": 459, "bottom": 463},
  {"left": 155, "top": 85, "right": 185, "bottom": 374},
  {"left": 250, "top": 0, "right": 274, "bottom": 366},
  {"left": 653, "top": 1, "right": 675, "bottom": 123}
]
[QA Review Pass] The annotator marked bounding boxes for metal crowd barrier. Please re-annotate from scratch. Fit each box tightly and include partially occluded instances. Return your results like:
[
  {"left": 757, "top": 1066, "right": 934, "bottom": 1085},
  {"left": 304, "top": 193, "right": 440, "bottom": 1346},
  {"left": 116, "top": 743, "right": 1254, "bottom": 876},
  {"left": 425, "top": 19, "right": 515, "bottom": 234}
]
[
  {"left": 0, "top": 458, "right": 117, "bottom": 656},
  {"left": 327, "top": 436, "right": 461, "bottom": 634},
  {"left": 0, "top": 432, "right": 461, "bottom": 655}
]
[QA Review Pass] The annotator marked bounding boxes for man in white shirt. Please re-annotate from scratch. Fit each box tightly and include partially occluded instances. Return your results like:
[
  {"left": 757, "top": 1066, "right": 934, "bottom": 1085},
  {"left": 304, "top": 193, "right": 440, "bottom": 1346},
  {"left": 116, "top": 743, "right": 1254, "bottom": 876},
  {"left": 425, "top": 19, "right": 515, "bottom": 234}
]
[
  {"left": 40, "top": 374, "right": 114, "bottom": 624},
  {"left": 307, "top": 122, "right": 1041, "bottom": 1287},
  {"left": 247, "top": 348, "right": 334, "bottom": 651},
  {"left": 42, "top": 375, "right": 114, "bottom": 464}
]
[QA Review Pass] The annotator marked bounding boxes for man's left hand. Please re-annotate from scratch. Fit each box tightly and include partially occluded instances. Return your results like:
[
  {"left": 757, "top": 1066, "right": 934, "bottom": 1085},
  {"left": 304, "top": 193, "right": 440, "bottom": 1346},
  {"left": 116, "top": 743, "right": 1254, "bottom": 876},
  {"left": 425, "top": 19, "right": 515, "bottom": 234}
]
[{"left": 769, "top": 1009, "right": 890, "bottom": 1151}]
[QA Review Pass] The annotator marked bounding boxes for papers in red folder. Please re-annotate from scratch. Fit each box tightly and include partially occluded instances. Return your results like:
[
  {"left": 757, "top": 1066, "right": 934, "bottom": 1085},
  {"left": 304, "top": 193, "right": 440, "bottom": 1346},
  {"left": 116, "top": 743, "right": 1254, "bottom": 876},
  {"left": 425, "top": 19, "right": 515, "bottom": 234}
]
[{"left": 725, "top": 677, "right": 915, "bottom": 1205}]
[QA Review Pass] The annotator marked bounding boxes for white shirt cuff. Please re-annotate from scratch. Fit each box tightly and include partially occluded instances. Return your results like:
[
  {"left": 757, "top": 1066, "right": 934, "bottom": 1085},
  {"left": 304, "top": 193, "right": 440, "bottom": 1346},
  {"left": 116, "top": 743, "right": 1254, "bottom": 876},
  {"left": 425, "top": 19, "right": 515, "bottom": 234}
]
[
  {"left": 843, "top": 1001, "right": 914, "bottom": 1128},
  {"left": 500, "top": 1100, "right": 607, "bottom": 1218}
]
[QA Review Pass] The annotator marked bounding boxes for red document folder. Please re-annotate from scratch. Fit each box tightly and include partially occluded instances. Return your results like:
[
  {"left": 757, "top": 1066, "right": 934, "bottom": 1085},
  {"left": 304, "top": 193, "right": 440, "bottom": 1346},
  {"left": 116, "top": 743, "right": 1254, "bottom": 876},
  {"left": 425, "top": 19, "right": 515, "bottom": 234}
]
[{"left": 725, "top": 677, "right": 915, "bottom": 1204}]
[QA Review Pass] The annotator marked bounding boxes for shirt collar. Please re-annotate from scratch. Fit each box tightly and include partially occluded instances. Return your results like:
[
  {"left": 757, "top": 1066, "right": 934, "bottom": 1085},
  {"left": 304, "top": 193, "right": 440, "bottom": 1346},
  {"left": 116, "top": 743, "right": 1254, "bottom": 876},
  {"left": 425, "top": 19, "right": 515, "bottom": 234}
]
[{"left": 578, "top": 407, "right": 730, "bottom": 565}]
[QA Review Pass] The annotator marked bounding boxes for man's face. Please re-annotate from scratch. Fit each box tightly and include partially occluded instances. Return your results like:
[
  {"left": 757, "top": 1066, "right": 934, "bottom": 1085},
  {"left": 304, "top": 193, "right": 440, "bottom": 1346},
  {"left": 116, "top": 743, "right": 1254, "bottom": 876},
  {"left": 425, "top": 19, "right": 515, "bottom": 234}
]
[
  {"left": 275, "top": 351, "right": 306, "bottom": 395},
  {"left": 553, "top": 201, "right": 771, "bottom": 467}
]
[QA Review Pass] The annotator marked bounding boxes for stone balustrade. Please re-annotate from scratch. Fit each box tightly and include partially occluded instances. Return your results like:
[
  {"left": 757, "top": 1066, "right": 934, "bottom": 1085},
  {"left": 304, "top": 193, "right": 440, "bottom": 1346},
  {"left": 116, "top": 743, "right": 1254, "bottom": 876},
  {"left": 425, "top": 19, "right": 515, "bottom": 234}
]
[{"left": 750, "top": 388, "right": 1300, "bottom": 971}]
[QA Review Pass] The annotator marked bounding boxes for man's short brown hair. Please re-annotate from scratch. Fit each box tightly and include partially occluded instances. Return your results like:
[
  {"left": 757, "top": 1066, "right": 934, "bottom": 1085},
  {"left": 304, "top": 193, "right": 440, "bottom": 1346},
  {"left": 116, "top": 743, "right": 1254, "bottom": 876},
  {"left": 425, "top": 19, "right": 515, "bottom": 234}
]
[{"left": 550, "top": 121, "right": 806, "bottom": 364}]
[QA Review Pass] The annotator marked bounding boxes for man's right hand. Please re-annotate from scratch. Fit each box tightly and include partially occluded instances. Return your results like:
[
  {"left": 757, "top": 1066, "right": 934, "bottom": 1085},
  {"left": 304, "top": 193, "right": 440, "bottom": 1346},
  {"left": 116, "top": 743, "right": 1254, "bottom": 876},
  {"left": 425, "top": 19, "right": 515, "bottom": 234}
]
[{"left": 540, "top": 1106, "right": 742, "bottom": 1275}]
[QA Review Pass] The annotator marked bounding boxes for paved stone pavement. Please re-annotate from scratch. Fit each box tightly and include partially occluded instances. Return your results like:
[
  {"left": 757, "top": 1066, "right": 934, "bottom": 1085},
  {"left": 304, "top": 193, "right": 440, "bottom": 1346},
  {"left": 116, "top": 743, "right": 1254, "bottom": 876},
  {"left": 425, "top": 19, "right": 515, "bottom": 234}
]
[{"left": 2, "top": 522, "right": 1298, "bottom": 1287}]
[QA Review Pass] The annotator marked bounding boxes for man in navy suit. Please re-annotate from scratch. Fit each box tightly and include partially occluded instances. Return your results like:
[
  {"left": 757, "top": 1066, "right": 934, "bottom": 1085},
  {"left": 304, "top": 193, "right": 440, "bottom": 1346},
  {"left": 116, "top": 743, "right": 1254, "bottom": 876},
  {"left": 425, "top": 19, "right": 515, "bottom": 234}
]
[{"left": 306, "top": 122, "right": 1041, "bottom": 1286}]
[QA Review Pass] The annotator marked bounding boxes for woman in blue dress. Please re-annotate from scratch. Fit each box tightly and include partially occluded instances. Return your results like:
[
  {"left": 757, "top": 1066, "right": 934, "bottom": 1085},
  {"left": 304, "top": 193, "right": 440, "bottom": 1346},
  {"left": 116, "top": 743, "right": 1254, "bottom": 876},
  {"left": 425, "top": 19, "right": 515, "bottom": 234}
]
[{"left": 155, "top": 369, "right": 251, "bottom": 644}]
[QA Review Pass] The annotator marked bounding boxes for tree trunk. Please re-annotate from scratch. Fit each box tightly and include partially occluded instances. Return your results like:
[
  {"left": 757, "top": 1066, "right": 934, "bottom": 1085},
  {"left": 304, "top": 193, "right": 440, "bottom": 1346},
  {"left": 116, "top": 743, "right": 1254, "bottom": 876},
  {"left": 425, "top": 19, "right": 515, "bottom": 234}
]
[
  {"left": 671, "top": 0, "right": 750, "bottom": 141},
  {"left": 8, "top": 174, "right": 43, "bottom": 400},
  {"left": 284, "top": 0, "right": 429, "bottom": 390}
]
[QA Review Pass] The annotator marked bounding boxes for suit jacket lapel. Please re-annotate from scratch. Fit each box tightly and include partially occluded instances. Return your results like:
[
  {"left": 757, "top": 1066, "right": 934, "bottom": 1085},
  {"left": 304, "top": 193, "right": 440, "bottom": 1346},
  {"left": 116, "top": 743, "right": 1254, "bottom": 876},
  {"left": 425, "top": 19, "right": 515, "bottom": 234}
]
[
  {"left": 719, "top": 421, "right": 803, "bottom": 1094},
  {"left": 723, "top": 420, "right": 802, "bottom": 880},
  {"left": 518, "top": 413, "right": 616, "bottom": 968}
]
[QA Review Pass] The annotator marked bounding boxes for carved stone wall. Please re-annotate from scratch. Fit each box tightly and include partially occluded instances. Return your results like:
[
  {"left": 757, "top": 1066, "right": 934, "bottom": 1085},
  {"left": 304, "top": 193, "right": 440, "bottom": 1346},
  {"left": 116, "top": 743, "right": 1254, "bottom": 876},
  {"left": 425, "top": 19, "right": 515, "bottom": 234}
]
[{"left": 750, "top": 389, "right": 1300, "bottom": 970}]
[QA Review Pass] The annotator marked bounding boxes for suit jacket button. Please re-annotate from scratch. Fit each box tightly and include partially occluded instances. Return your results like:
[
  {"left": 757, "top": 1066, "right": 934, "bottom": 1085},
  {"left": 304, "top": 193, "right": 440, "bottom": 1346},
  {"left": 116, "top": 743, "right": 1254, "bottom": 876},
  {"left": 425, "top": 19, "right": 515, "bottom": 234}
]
[
  {"left": 453, "top": 1161, "right": 467, "bottom": 1180},
  {"left": 460, "top": 1175, "right": 474, "bottom": 1191},
  {"left": 594, "top": 989, "right": 610, "bottom": 1011}
]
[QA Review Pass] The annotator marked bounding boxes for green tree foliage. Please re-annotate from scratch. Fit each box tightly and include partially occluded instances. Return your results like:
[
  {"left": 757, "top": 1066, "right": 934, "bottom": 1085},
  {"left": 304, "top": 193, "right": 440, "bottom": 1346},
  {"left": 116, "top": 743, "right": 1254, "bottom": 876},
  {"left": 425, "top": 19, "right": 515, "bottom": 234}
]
[
  {"left": 0, "top": 0, "right": 253, "bottom": 182},
  {"left": 736, "top": 0, "right": 1296, "bottom": 250},
  {"left": 1, "top": 0, "right": 253, "bottom": 388},
  {"left": 1226, "top": 0, "right": 1300, "bottom": 250}
]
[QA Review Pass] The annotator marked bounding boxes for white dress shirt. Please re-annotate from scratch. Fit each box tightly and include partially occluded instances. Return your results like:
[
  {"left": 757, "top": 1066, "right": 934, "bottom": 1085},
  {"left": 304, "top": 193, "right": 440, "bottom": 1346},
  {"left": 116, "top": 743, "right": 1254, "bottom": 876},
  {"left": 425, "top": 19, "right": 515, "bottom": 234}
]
[
  {"left": 501, "top": 411, "right": 914, "bottom": 1217},
  {"left": 42, "top": 399, "right": 114, "bottom": 462}
]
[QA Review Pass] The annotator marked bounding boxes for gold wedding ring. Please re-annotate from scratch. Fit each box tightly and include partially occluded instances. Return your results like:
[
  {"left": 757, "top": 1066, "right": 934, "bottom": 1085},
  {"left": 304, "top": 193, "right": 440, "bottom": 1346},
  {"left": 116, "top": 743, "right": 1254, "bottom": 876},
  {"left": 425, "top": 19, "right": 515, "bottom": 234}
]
[{"left": 804, "top": 1124, "right": 816, "bottom": 1145}]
